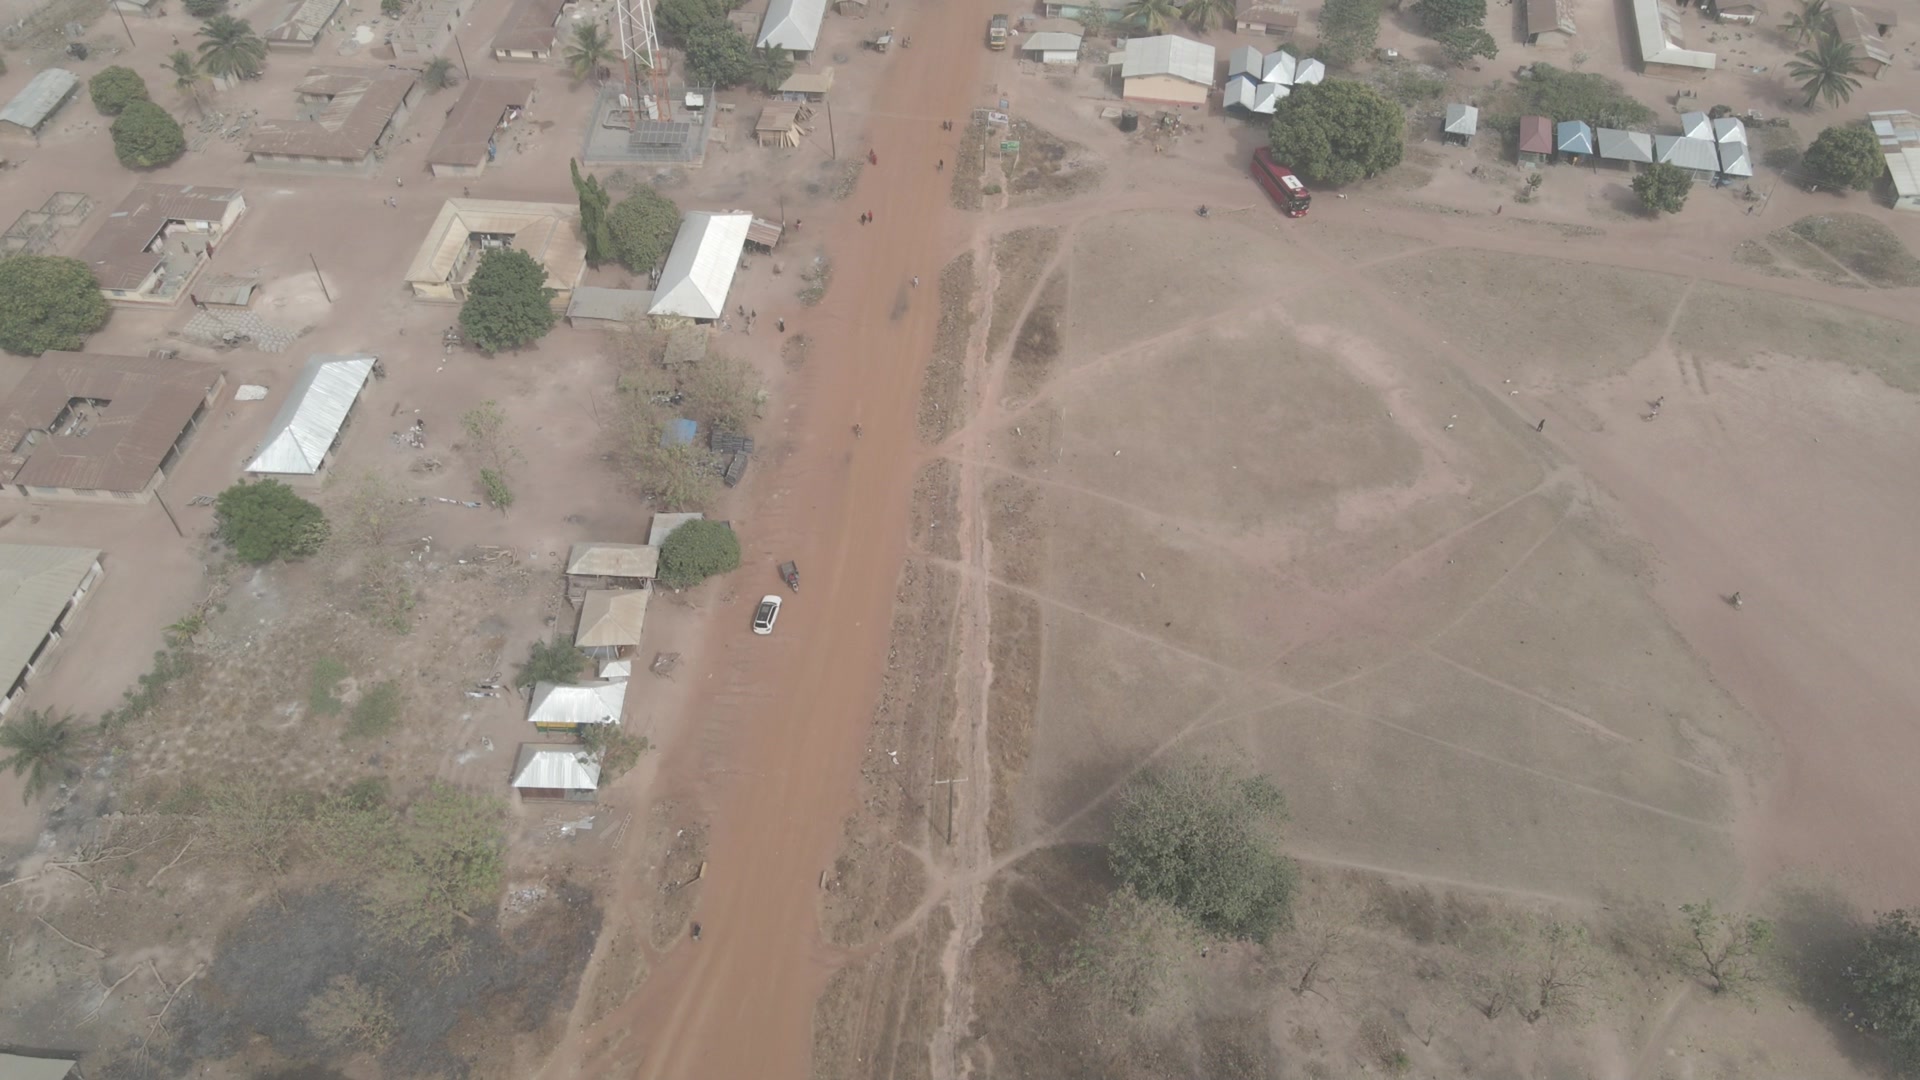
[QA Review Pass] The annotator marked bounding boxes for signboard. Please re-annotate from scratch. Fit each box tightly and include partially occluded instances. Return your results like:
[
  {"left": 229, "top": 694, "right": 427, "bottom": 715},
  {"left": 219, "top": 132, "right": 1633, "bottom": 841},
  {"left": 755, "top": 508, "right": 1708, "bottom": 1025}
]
[{"left": 1000, "top": 141, "right": 1020, "bottom": 152}]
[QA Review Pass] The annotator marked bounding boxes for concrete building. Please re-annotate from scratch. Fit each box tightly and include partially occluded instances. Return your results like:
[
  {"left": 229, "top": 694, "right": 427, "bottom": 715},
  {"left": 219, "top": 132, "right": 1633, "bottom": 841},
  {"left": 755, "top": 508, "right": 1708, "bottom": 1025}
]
[
  {"left": 1868, "top": 109, "right": 1920, "bottom": 211},
  {"left": 388, "top": 0, "right": 471, "bottom": 58},
  {"left": 1117, "top": 35, "right": 1215, "bottom": 107},
  {"left": 1518, "top": 114, "right": 1554, "bottom": 164},
  {"left": 567, "top": 542, "right": 659, "bottom": 587},
  {"left": 246, "top": 68, "right": 419, "bottom": 172},
  {"left": 510, "top": 744, "right": 600, "bottom": 799},
  {"left": 1595, "top": 127, "right": 1654, "bottom": 169},
  {"left": 1022, "top": 30, "right": 1083, "bottom": 64},
  {"left": 1234, "top": 0, "right": 1298, "bottom": 35},
  {"left": 265, "top": 0, "right": 344, "bottom": 50},
  {"left": 0, "top": 69, "right": 80, "bottom": 143},
  {"left": 649, "top": 211, "right": 752, "bottom": 322},
  {"left": 0, "top": 352, "right": 225, "bottom": 503},
  {"left": 404, "top": 199, "right": 587, "bottom": 307},
  {"left": 1835, "top": 4, "right": 1894, "bottom": 78},
  {"left": 79, "top": 183, "right": 246, "bottom": 306},
  {"left": 491, "top": 0, "right": 571, "bottom": 59},
  {"left": 565, "top": 285, "right": 654, "bottom": 328},
  {"left": 1524, "top": 0, "right": 1576, "bottom": 45},
  {"left": 1443, "top": 104, "right": 1478, "bottom": 145},
  {"left": 0, "top": 545, "right": 103, "bottom": 718},
  {"left": 426, "top": 77, "right": 535, "bottom": 178},
  {"left": 1630, "top": 0, "right": 1715, "bottom": 75},
  {"left": 245, "top": 354, "right": 376, "bottom": 479},
  {"left": 527, "top": 679, "right": 627, "bottom": 731},
  {"left": 756, "top": 0, "right": 825, "bottom": 59}
]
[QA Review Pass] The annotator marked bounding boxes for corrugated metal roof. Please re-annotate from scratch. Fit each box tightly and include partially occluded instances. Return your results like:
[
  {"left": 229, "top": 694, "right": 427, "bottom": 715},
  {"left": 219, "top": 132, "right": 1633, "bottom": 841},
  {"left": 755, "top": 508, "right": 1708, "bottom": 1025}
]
[
  {"left": 246, "top": 355, "right": 374, "bottom": 475},
  {"left": 1525, "top": 0, "right": 1576, "bottom": 34},
  {"left": 569, "top": 543, "right": 660, "bottom": 577},
  {"left": 246, "top": 68, "right": 415, "bottom": 160},
  {"left": 1654, "top": 133, "right": 1721, "bottom": 172},
  {"left": 647, "top": 512, "right": 704, "bottom": 547},
  {"left": 0, "top": 352, "right": 224, "bottom": 494},
  {"left": 599, "top": 656, "right": 631, "bottom": 678},
  {"left": 1293, "top": 57, "right": 1324, "bottom": 84},
  {"left": 1596, "top": 127, "right": 1654, "bottom": 162},
  {"left": 511, "top": 744, "right": 600, "bottom": 790},
  {"left": 649, "top": 211, "right": 752, "bottom": 320},
  {"left": 1556, "top": 120, "right": 1594, "bottom": 154},
  {"left": 1260, "top": 48, "right": 1296, "bottom": 84},
  {"left": 566, "top": 285, "right": 652, "bottom": 322},
  {"left": 757, "top": 0, "right": 826, "bottom": 50},
  {"left": 1251, "top": 82, "right": 1286, "bottom": 112},
  {"left": 404, "top": 199, "right": 586, "bottom": 294},
  {"left": 490, "top": 0, "right": 567, "bottom": 53},
  {"left": 1711, "top": 115, "right": 1747, "bottom": 145},
  {"left": 1226, "top": 44, "right": 1262, "bottom": 80},
  {"left": 1223, "top": 73, "right": 1257, "bottom": 111},
  {"left": 1023, "top": 31, "right": 1083, "bottom": 52},
  {"left": 0, "top": 544, "right": 99, "bottom": 702},
  {"left": 0, "top": 69, "right": 79, "bottom": 132},
  {"left": 527, "top": 679, "right": 627, "bottom": 726},
  {"left": 266, "top": 0, "right": 343, "bottom": 43},
  {"left": 1518, "top": 115, "right": 1554, "bottom": 154},
  {"left": 1678, "top": 111, "right": 1711, "bottom": 139},
  {"left": 1121, "top": 35, "right": 1214, "bottom": 86},
  {"left": 777, "top": 67, "right": 836, "bottom": 94},
  {"left": 1444, "top": 103, "right": 1478, "bottom": 135},
  {"left": 1836, "top": 4, "right": 1894, "bottom": 65},
  {"left": 427, "top": 77, "right": 534, "bottom": 166},
  {"left": 79, "top": 183, "right": 243, "bottom": 292},
  {"left": 1632, "top": 0, "right": 1716, "bottom": 68},
  {"left": 576, "top": 589, "right": 650, "bottom": 647},
  {"left": 1717, "top": 140, "right": 1753, "bottom": 176}
]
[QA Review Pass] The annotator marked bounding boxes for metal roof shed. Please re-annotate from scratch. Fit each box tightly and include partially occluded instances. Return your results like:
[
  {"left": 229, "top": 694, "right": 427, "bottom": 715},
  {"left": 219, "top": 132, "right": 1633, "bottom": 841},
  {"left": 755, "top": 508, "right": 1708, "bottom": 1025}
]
[
  {"left": 0, "top": 544, "right": 101, "bottom": 717},
  {"left": 568, "top": 542, "right": 660, "bottom": 580},
  {"left": 1293, "top": 57, "right": 1325, "bottom": 84},
  {"left": 1653, "top": 133, "right": 1721, "bottom": 176},
  {"left": 1120, "top": 35, "right": 1215, "bottom": 84},
  {"left": 245, "top": 354, "right": 376, "bottom": 476},
  {"left": 648, "top": 211, "right": 752, "bottom": 321},
  {"left": 1596, "top": 127, "right": 1654, "bottom": 164},
  {"left": 1443, "top": 103, "right": 1478, "bottom": 142},
  {"left": 1679, "top": 110, "right": 1712, "bottom": 140},
  {"left": 757, "top": 0, "right": 826, "bottom": 53},
  {"left": 511, "top": 745, "right": 601, "bottom": 794},
  {"left": 1226, "top": 44, "right": 1263, "bottom": 80},
  {"left": 1518, "top": 115, "right": 1554, "bottom": 161},
  {"left": 1717, "top": 140, "right": 1753, "bottom": 176},
  {"left": 1556, "top": 120, "right": 1594, "bottom": 156},
  {"left": 648, "top": 512, "right": 704, "bottom": 547},
  {"left": 527, "top": 679, "right": 628, "bottom": 728},
  {"left": 1023, "top": 31, "right": 1083, "bottom": 61},
  {"left": 1223, "top": 74, "right": 1258, "bottom": 111},
  {"left": 0, "top": 69, "right": 80, "bottom": 138},
  {"left": 1261, "top": 48, "right": 1297, "bottom": 85},
  {"left": 576, "top": 589, "right": 650, "bottom": 647}
]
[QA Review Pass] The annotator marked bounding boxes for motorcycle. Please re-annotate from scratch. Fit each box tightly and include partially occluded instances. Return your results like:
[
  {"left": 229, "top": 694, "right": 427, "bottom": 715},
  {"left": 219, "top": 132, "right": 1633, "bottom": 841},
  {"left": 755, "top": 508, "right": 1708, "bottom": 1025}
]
[{"left": 691, "top": 922, "right": 702, "bottom": 941}]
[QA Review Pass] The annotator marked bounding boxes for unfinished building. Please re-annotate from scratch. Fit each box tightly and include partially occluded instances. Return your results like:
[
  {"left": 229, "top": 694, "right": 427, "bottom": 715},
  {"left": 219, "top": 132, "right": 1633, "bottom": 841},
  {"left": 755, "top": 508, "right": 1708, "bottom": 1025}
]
[{"left": 78, "top": 183, "right": 247, "bottom": 306}]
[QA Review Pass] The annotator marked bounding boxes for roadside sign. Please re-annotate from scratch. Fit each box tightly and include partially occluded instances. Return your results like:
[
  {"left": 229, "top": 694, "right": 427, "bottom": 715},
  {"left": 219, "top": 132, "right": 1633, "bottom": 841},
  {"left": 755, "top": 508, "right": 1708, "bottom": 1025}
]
[{"left": 1000, "top": 141, "right": 1020, "bottom": 151}]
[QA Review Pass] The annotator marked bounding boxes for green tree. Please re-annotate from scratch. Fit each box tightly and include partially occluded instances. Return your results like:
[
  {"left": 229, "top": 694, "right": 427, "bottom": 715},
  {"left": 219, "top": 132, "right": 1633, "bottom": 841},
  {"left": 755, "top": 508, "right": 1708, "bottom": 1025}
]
[
  {"left": 317, "top": 783, "right": 505, "bottom": 945},
  {"left": 1511, "top": 62, "right": 1655, "bottom": 129},
  {"left": 1788, "top": 34, "right": 1863, "bottom": 109},
  {"left": 1803, "top": 123, "right": 1885, "bottom": 189},
  {"left": 1178, "top": 0, "right": 1233, "bottom": 31},
  {"left": 1124, "top": 0, "right": 1178, "bottom": 31},
  {"left": 89, "top": 65, "right": 150, "bottom": 115},
  {"left": 110, "top": 101, "right": 186, "bottom": 168},
  {"left": 657, "top": 518, "right": 742, "bottom": 588},
  {"left": 655, "top": 0, "right": 729, "bottom": 42},
  {"left": 1781, "top": 0, "right": 1833, "bottom": 45},
  {"left": 1410, "top": 0, "right": 1484, "bottom": 32},
  {"left": 183, "top": 0, "right": 226, "bottom": 15},
  {"left": 1675, "top": 900, "right": 1773, "bottom": 998},
  {"left": 1848, "top": 909, "right": 1920, "bottom": 1069},
  {"left": 572, "top": 159, "right": 615, "bottom": 266},
  {"left": 457, "top": 247, "right": 556, "bottom": 352},
  {"left": 580, "top": 724, "right": 648, "bottom": 783},
  {"left": 1437, "top": 24, "right": 1497, "bottom": 65},
  {"left": 0, "top": 255, "right": 109, "bottom": 356},
  {"left": 215, "top": 479, "right": 330, "bottom": 562},
  {"left": 606, "top": 186, "right": 682, "bottom": 272},
  {"left": 1267, "top": 79, "right": 1405, "bottom": 186},
  {"left": 565, "top": 22, "right": 614, "bottom": 81},
  {"left": 1631, "top": 161, "right": 1692, "bottom": 214},
  {"left": 751, "top": 45, "right": 795, "bottom": 93},
  {"left": 1063, "top": 888, "right": 1200, "bottom": 1022},
  {"left": 1108, "top": 758, "right": 1299, "bottom": 942},
  {"left": 164, "top": 49, "right": 208, "bottom": 111},
  {"left": 423, "top": 55, "right": 458, "bottom": 91},
  {"left": 684, "top": 23, "right": 754, "bottom": 87},
  {"left": 0, "top": 709, "right": 79, "bottom": 803},
  {"left": 515, "top": 634, "right": 590, "bottom": 688},
  {"left": 197, "top": 15, "right": 267, "bottom": 80},
  {"left": 1318, "top": 0, "right": 1384, "bottom": 67},
  {"left": 381, "top": 0, "right": 405, "bottom": 14}
]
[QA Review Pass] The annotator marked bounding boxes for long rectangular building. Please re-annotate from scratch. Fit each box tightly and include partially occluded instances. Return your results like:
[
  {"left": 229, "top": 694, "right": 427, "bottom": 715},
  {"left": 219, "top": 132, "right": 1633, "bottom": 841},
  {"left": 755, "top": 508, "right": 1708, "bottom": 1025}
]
[
  {"left": 427, "top": 78, "right": 536, "bottom": 177},
  {"left": 0, "top": 352, "right": 225, "bottom": 501}
]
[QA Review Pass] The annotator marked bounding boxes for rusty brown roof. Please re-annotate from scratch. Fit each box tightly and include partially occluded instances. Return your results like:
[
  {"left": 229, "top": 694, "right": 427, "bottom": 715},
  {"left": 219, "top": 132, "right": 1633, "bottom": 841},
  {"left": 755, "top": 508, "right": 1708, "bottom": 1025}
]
[
  {"left": 77, "top": 183, "right": 243, "bottom": 292},
  {"left": 245, "top": 67, "right": 415, "bottom": 161},
  {"left": 491, "top": 0, "right": 568, "bottom": 53},
  {"left": 0, "top": 352, "right": 224, "bottom": 494},
  {"left": 427, "top": 77, "right": 535, "bottom": 166}
]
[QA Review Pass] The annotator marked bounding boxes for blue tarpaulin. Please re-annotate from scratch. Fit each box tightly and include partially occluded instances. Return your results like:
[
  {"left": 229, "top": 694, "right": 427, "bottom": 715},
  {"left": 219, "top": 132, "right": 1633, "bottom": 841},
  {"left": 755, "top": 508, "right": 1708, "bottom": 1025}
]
[{"left": 662, "top": 418, "right": 699, "bottom": 447}]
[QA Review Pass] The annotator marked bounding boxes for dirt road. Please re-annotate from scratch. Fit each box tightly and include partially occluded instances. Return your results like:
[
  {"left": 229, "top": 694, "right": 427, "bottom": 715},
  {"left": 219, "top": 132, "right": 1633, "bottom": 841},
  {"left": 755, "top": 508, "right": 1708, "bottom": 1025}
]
[{"left": 554, "top": 7, "right": 992, "bottom": 1080}]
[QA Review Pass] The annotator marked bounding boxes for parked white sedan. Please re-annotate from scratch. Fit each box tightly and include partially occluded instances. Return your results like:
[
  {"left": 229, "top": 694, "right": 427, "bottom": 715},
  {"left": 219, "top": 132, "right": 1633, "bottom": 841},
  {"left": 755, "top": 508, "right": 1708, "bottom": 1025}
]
[{"left": 752, "top": 595, "right": 782, "bottom": 635}]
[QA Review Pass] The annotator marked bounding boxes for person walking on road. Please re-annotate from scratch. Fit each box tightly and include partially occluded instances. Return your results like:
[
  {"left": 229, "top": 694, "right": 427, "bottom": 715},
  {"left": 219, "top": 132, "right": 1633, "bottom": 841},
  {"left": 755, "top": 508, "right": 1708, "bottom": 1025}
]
[
  {"left": 911, "top": 276, "right": 919, "bottom": 288},
  {"left": 868, "top": 149, "right": 878, "bottom": 165}
]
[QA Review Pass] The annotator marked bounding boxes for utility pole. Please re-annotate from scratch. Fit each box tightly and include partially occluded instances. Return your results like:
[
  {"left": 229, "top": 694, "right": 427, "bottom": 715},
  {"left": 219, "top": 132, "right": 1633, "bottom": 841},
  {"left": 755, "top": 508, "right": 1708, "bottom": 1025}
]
[
  {"left": 308, "top": 254, "right": 332, "bottom": 303},
  {"left": 452, "top": 35, "right": 470, "bottom": 78},
  {"left": 933, "top": 777, "right": 968, "bottom": 847},
  {"left": 153, "top": 489, "right": 185, "bottom": 539},
  {"left": 110, "top": 0, "right": 135, "bottom": 46},
  {"left": 826, "top": 101, "right": 837, "bottom": 160}
]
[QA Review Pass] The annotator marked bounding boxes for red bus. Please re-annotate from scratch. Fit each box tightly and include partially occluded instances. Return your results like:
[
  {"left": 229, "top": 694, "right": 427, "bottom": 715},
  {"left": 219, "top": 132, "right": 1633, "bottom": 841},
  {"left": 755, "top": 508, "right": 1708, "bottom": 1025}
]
[{"left": 1251, "top": 148, "right": 1311, "bottom": 218}]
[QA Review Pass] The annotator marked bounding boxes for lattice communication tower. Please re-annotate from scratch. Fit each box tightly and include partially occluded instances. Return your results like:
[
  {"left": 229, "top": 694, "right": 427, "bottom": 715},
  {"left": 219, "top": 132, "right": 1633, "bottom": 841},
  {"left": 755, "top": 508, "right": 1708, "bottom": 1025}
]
[{"left": 614, "top": 0, "right": 669, "bottom": 119}]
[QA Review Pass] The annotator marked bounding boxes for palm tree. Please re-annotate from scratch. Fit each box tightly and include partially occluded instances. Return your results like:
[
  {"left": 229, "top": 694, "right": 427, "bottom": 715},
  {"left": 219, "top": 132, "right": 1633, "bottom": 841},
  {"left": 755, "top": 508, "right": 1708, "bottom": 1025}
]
[
  {"left": 196, "top": 15, "right": 266, "bottom": 82},
  {"left": 751, "top": 45, "right": 795, "bottom": 93},
  {"left": 0, "top": 709, "right": 78, "bottom": 804},
  {"left": 1781, "top": 0, "right": 1833, "bottom": 45},
  {"left": 1787, "top": 33, "right": 1862, "bottom": 108},
  {"left": 1179, "top": 0, "right": 1233, "bottom": 31},
  {"left": 566, "top": 23, "right": 613, "bottom": 82},
  {"left": 164, "top": 49, "right": 208, "bottom": 112},
  {"left": 1124, "top": 0, "right": 1178, "bottom": 32}
]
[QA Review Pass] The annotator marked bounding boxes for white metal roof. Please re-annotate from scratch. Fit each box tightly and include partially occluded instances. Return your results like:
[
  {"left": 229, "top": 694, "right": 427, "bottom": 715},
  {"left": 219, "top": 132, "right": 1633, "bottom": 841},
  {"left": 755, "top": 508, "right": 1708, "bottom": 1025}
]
[
  {"left": 0, "top": 544, "right": 99, "bottom": 705},
  {"left": 1711, "top": 115, "right": 1747, "bottom": 146},
  {"left": 599, "top": 656, "right": 632, "bottom": 678},
  {"left": 756, "top": 0, "right": 825, "bottom": 51},
  {"left": 1632, "top": 0, "right": 1716, "bottom": 68},
  {"left": 1596, "top": 127, "right": 1654, "bottom": 162},
  {"left": 1226, "top": 44, "right": 1262, "bottom": 80},
  {"left": 575, "top": 588, "right": 650, "bottom": 648},
  {"left": 567, "top": 542, "right": 659, "bottom": 578},
  {"left": 1293, "top": 57, "right": 1325, "bottom": 84},
  {"left": 1023, "top": 31, "right": 1083, "bottom": 52},
  {"left": 1444, "top": 103, "right": 1478, "bottom": 135},
  {"left": 0, "top": 69, "right": 79, "bottom": 131},
  {"left": 1678, "top": 111, "right": 1711, "bottom": 139},
  {"left": 1252, "top": 82, "right": 1287, "bottom": 112},
  {"left": 527, "top": 679, "right": 628, "bottom": 726},
  {"left": 1654, "top": 133, "right": 1721, "bottom": 172},
  {"left": 1261, "top": 48, "right": 1296, "bottom": 84},
  {"left": 245, "top": 355, "right": 375, "bottom": 475},
  {"left": 1120, "top": 35, "right": 1214, "bottom": 86},
  {"left": 511, "top": 744, "right": 601, "bottom": 790},
  {"left": 647, "top": 511, "right": 704, "bottom": 547},
  {"left": 1556, "top": 120, "right": 1594, "bottom": 154},
  {"left": 0, "top": 1054, "right": 78, "bottom": 1080},
  {"left": 1887, "top": 146, "right": 1920, "bottom": 197},
  {"left": 648, "top": 212, "right": 752, "bottom": 320},
  {"left": 1717, "top": 140, "right": 1753, "bottom": 176},
  {"left": 1223, "top": 74, "right": 1257, "bottom": 110},
  {"left": 566, "top": 285, "right": 653, "bottom": 322}
]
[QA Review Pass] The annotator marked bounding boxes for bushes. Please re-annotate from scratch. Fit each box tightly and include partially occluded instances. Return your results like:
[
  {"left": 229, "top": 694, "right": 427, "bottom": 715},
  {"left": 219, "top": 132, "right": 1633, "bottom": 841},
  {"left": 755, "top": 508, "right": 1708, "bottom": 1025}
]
[
  {"left": 657, "top": 518, "right": 741, "bottom": 587},
  {"left": 457, "top": 247, "right": 556, "bottom": 352},
  {"left": 515, "top": 634, "right": 590, "bottom": 688},
  {"left": 1804, "top": 123, "right": 1885, "bottom": 190},
  {"left": 89, "top": 66, "right": 150, "bottom": 115},
  {"left": 1511, "top": 63, "right": 1655, "bottom": 130},
  {"left": 1317, "top": 0, "right": 1383, "bottom": 68},
  {"left": 111, "top": 101, "right": 187, "bottom": 168},
  {"left": 606, "top": 186, "right": 682, "bottom": 272},
  {"left": 1267, "top": 80, "right": 1404, "bottom": 187},
  {"left": 214, "top": 479, "right": 330, "bottom": 563},
  {"left": 1632, "top": 161, "right": 1692, "bottom": 215},
  {"left": 0, "top": 255, "right": 109, "bottom": 356}
]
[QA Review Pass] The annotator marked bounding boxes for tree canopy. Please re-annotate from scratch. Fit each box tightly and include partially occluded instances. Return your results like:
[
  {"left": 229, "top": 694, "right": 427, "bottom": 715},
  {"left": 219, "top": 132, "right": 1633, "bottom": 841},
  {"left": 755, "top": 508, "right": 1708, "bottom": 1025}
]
[
  {"left": 215, "top": 479, "right": 330, "bottom": 563},
  {"left": 1632, "top": 161, "right": 1692, "bottom": 214},
  {"left": 607, "top": 186, "right": 682, "bottom": 272},
  {"left": 1437, "top": 24, "right": 1498, "bottom": 66},
  {"left": 1266, "top": 79, "right": 1404, "bottom": 186},
  {"left": 1315, "top": 0, "right": 1383, "bottom": 67},
  {"left": 0, "top": 709, "right": 78, "bottom": 803},
  {"left": 572, "top": 159, "right": 614, "bottom": 266},
  {"left": 89, "top": 65, "right": 149, "bottom": 115},
  {"left": 1788, "top": 33, "right": 1863, "bottom": 109},
  {"left": 1108, "top": 757, "right": 1299, "bottom": 942},
  {"left": 1510, "top": 62, "right": 1655, "bottom": 129},
  {"left": 565, "top": 22, "right": 613, "bottom": 81},
  {"left": 655, "top": 0, "right": 731, "bottom": 43},
  {"left": 657, "top": 519, "right": 741, "bottom": 588},
  {"left": 515, "top": 634, "right": 591, "bottom": 688},
  {"left": 1804, "top": 123, "right": 1886, "bottom": 189},
  {"left": 0, "top": 255, "right": 109, "bottom": 356},
  {"left": 1850, "top": 909, "right": 1920, "bottom": 1069},
  {"left": 752, "top": 45, "right": 795, "bottom": 93},
  {"left": 1410, "top": 0, "right": 1484, "bottom": 33},
  {"left": 684, "top": 23, "right": 755, "bottom": 87},
  {"left": 457, "top": 247, "right": 556, "bottom": 352},
  {"left": 197, "top": 15, "right": 267, "bottom": 80},
  {"left": 111, "top": 101, "right": 186, "bottom": 168}
]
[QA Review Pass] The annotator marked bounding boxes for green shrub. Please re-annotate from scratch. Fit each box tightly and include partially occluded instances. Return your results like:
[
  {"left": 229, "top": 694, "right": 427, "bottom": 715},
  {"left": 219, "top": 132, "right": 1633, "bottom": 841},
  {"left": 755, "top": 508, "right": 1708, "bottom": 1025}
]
[
  {"left": 89, "top": 66, "right": 150, "bottom": 115},
  {"left": 110, "top": 101, "right": 187, "bottom": 169},
  {"left": 310, "top": 657, "right": 349, "bottom": 715},
  {"left": 515, "top": 634, "right": 589, "bottom": 688},
  {"left": 606, "top": 186, "right": 681, "bottom": 273},
  {"left": 457, "top": 247, "right": 556, "bottom": 352},
  {"left": 214, "top": 479, "right": 330, "bottom": 563},
  {"left": 656, "top": 518, "right": 740, "bottom": 588},
  {"left": 0, "top": 255, "right": 109, "bottom": 356},
  {"left": 348, "top": 681, "right": 403, "bottom": 738}
]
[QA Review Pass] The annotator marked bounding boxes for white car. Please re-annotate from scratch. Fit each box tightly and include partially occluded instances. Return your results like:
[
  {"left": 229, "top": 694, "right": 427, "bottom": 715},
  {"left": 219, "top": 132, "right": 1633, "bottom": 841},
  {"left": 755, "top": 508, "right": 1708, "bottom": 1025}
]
[{"left": 752, "top": 595, "right": 782, "bottom": 635}]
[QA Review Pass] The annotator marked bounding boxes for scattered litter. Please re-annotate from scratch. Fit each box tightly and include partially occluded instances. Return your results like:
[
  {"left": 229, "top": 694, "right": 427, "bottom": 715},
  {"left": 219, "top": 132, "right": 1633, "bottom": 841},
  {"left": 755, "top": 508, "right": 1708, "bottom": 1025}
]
[{"left": 558, "top": 816, "right": 596, "bottom": 837}]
